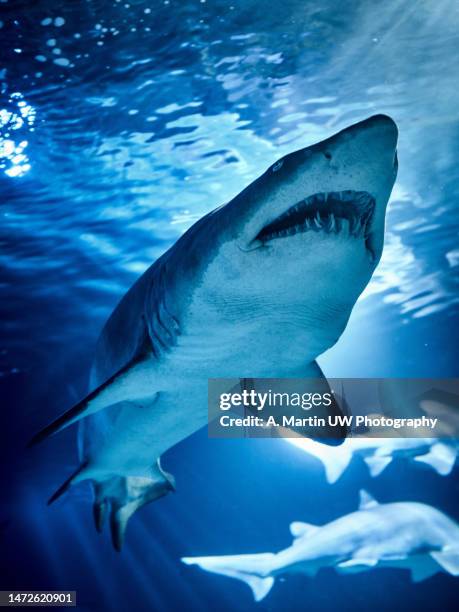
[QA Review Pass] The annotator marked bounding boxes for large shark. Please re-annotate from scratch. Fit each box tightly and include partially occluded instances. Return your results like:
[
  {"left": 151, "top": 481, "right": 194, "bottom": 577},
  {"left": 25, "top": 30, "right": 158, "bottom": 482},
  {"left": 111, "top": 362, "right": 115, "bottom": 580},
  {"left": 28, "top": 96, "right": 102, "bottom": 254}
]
[
  {"left": 29, "top": 115, "right": 398, "bottom": 549},
  {"left": 182, "top": 490, "right": 459, "bottom": 601},
  {"left": 287, "top": 435, "right": 458, "bottom": 482}
]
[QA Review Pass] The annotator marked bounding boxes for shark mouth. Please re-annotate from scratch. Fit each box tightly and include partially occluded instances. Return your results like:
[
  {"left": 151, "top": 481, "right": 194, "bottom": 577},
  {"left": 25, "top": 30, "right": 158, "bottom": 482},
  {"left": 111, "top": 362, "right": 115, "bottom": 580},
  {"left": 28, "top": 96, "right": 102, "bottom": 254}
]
[{"left": 255, "top": 190, "right": 376, "bottom": 253}]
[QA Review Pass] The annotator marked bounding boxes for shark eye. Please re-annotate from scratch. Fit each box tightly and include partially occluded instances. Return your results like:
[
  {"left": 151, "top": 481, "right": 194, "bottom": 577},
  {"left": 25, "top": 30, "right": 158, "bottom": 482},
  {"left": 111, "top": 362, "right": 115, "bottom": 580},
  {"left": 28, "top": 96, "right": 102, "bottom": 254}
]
[
  {"left": 272, "top": 159, "right": 284, "bottom": 172},
  {"left": 324, "top": 152, "right": 332, "bottom": 160}
]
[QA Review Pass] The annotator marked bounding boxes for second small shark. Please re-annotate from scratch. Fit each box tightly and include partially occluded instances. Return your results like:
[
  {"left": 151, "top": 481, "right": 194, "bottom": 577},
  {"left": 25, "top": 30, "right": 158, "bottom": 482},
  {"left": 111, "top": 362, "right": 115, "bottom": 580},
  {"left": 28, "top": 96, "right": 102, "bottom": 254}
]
[
  {"left": 182, "top": 491, "right": 459, "bottom": 601},
  {"left": 287, "top": 435, "right": 458, "bottom": 482}
]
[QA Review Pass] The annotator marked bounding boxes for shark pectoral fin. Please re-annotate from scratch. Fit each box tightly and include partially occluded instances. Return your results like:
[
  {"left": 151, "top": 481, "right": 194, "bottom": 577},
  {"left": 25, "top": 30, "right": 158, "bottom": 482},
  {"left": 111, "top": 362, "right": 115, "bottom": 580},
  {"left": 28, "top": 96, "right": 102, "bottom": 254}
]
[
  {"left": 363, "top": 455, "right": 392, "bottom": 477},
  {"left": 265, "top": 361, "right": 347, "bottom": 445},
  {"left": 28, "top": 355, "right": 155, "bottom": 447},
  {"left": 289, "top": 521, "right": 319, "bottom": 539},
  {"left": 414, "top": 443, "right": 456, "bottom": 476},
  {"left": 431, "top": 548, "right": 459, "bottom": 576},
  {"left": 337, "top": 557, "right": 378, "bottom": 573},
  {"left": 358, "top": 489, "right": 379, "bottom": 510},
  {"left": 182, "top": 554, "right": 276, "bottom": 602},
  {"left": 310, "top": 361, "right": 347, "bottom": 445}
]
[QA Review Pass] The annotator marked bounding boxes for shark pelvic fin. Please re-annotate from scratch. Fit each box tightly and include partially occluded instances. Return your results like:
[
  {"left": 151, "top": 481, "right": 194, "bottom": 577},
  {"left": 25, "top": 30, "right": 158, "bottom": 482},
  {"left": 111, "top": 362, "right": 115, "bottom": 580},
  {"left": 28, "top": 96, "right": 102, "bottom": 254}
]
[
  {"left": 431, "top": 548, "right": 459, "bottom": 576},
  {"left": 359, "top": 489, "right": 379, "bottom": 510},
  {"left": 182, "top": 553, "right": 275, "bottom": 602},
  {"left": 47, "top": 461, "right": 88, "bottom": 505},
  {"left": 289, "top": 521, "right": 319, "bottom": 539},
  {"left": 93, "top": 460, "right": 175, "bottom": 551},
  {"left": 28, "top": 354, "right": 155, "bottom": 447},
  {"left": 414, "top": 443, "right": 456, "bottom": 476}
]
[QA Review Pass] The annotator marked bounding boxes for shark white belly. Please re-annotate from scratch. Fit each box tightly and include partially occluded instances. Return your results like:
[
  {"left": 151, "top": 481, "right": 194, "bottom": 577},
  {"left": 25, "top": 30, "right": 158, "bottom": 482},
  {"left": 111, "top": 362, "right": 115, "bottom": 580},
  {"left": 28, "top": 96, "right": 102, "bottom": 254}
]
[{"left": 30, "top": 114, "right": 398, "bottom": 549}]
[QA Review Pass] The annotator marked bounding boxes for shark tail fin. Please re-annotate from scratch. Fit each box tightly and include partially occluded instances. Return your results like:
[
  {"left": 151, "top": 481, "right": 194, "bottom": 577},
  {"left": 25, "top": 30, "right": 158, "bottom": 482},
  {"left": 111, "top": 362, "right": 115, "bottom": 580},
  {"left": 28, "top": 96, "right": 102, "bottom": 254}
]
[
  {"left": 95, "top": 460, "right": 175, "bottom": 551},
  {"left": 47, "top": 462, "right": 89, "bottom": 505},
  {"left": 431, "top": 548, "right": 459, "bottom": 576},
  {"left": 182, "top": 553, "right": 276, "bottom": 602}
]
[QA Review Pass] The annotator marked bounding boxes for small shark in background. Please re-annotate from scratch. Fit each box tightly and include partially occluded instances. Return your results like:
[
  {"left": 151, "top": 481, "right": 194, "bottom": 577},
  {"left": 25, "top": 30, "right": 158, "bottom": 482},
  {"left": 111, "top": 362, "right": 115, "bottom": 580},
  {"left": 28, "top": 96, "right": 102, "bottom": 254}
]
[
  {"left": 286, "top": 384, "right": 459, "bottom": 482},
  {"left": 287, "top": 436, "right": 458, "bottom": 482},
  {"left": 182, "top": 490, "right": 459, "bottom": 602},
  {"left": 29, "top": 115, "right": 398, "bottom": 549}
]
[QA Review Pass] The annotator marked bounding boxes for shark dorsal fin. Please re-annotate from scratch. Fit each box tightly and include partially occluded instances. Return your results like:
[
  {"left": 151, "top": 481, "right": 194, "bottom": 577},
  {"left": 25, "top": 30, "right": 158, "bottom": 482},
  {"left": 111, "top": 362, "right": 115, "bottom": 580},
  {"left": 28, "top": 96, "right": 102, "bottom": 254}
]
[
  {"left": 289, "top": 521, "right": 319, "bottom": 539},
  {"left": 359, "top": 490, "right": 379, "bottom": 510}
]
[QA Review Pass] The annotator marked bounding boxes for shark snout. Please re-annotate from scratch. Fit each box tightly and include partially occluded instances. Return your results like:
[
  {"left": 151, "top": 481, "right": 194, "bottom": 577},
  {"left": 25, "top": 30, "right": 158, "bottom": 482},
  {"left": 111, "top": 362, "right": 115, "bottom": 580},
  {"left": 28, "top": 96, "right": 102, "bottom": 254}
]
[
  {"left": 328, "top": 114, "right": 398, "bottom": 170},
  {"left": 344, "top": 114, "right": 398, "bottom": 261},
  {"left": 357, "top": 114, "right": 398, "bottom": 146},
  {"left": 232, "top": 115, "right": 398, "bottom": 260}
]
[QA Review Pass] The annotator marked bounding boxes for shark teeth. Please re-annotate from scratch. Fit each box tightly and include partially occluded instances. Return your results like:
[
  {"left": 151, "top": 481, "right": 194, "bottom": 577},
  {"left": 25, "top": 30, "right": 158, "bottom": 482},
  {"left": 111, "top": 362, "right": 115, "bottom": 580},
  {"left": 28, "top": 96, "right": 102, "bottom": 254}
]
[
  {"left": 255, "top": 190, "right": 375, "bottom": 243},
  {"left": 329, "top": 213, "right": 336, "bottom": 231}
]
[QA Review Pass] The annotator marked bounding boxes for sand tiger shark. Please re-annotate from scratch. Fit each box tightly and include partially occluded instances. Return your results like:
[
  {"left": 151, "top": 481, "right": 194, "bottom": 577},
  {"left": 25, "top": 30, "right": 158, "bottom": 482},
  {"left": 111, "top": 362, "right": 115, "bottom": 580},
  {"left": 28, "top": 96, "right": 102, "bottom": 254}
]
[
  {"left": 182, "top": 490, "right": 459, "bottom": 601},
  {"left": 287, "top": 381, "right": 458, "bottom": 482},
  {"left": 287, "top": 435, "right": 458, "bottom": 483},
  {"left": 29, "top": 115, "right": 398, "bottom": 550}
]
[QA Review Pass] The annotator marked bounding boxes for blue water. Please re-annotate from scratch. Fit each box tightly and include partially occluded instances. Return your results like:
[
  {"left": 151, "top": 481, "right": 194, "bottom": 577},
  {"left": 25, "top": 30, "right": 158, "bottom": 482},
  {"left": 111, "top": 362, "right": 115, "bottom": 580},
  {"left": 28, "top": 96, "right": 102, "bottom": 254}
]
[{"left": 1, "top": 0, "right": 458, "bottom": 610}]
